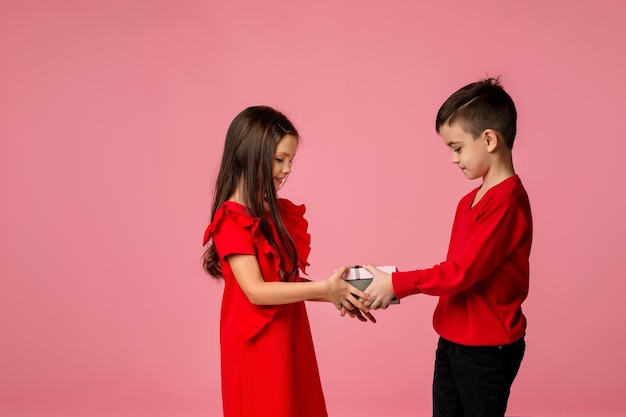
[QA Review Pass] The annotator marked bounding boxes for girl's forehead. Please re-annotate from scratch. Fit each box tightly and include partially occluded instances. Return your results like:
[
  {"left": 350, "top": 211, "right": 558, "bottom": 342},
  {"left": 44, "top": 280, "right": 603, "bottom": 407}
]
[{"left": 275, "top": 134, "right": 298, "bottom": 154}]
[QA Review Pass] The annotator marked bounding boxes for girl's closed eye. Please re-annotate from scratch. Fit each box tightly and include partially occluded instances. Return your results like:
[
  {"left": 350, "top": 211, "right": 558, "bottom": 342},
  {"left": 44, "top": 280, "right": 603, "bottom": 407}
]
[{"left": 275, "top": 157, "right": 294, "bottom": 165}]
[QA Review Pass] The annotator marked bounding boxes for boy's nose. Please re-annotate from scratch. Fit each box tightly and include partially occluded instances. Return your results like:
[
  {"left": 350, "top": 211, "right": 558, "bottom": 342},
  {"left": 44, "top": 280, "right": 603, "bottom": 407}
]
[{"left": 451, "top": 153, "right": 459, "bottom": 164}]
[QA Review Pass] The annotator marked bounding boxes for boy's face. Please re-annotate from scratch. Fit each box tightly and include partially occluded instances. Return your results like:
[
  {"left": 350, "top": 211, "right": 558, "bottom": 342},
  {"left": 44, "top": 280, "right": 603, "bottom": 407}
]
[
  {"left": 439, "top": 122, "right": 490, "bottom": 180},
  {"left": 272, "top": 134, "right": 298, "bottom": 191}
]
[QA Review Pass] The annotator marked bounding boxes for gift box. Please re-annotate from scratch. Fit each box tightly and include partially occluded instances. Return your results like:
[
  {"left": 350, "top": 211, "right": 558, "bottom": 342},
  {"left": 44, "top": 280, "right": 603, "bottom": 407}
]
[{"left": 345, "top": 265, "right": 399, "bottom": 304}]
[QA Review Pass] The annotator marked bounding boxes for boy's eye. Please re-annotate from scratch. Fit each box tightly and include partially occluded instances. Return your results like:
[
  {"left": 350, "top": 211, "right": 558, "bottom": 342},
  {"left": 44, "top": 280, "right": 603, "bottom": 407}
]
[{"left": 453, "top": 148, "right": 461, "bottom": 153}]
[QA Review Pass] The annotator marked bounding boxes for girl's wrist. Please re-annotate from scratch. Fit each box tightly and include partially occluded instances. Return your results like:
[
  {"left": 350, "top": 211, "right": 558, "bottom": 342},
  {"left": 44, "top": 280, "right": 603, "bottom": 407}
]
[{"left": 320, "top": 279, "right": 331, "bottom": 301}]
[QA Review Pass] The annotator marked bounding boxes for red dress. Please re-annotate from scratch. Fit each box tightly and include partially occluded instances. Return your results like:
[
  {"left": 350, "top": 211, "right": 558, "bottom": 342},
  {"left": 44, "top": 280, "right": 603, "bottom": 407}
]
[{"left": 203, "top": 199, "right": 327, "bottom": 417}]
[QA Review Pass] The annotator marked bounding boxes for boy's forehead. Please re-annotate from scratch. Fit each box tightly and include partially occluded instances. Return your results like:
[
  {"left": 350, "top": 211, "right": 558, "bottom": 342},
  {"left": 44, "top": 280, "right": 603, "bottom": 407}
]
[
  {"left": 443, "top": 119, "right": 470, "bottom": 131},
  {"left": 440, "top": 122, "right": 469, "bottom": 139},
  {"left": 441, "top": 127, "right": 481, "bottom": 149}
]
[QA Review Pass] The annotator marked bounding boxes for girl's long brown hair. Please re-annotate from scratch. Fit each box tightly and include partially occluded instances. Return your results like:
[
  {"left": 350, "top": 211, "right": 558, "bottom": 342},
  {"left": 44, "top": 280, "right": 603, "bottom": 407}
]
[{"left": 202, "top": 106, "right": 299, "bottom": 281}]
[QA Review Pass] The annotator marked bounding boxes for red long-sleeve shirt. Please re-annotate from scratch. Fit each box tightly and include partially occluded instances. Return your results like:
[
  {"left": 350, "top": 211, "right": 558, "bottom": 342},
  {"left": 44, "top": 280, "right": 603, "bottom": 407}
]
[{"left": 392, "top": 175, "right": 532, "bottom": 346}]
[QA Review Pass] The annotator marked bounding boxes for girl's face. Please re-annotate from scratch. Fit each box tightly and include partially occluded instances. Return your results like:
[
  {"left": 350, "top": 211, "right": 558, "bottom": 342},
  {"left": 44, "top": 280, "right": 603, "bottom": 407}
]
[{"left": 272, "top": 134, "right": 298, "bottom": 191}]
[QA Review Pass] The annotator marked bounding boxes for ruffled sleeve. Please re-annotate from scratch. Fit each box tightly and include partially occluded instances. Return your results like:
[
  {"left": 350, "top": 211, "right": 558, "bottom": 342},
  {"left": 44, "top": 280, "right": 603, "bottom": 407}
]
[
  {"left": 277, "top": 198, "right": 311, "bottom": 275},
  {"left": 203, "top": 203, "right": 259, "bottom": 260},
  {"left": 202, "top": 202, "right": 282, "bottom": 341}
]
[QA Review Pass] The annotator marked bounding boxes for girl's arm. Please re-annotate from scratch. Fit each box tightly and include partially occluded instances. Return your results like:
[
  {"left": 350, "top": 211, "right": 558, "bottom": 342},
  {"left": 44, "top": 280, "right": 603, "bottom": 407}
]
[{"left": 228, "top": 254, "right": 370, "bottom": 313}]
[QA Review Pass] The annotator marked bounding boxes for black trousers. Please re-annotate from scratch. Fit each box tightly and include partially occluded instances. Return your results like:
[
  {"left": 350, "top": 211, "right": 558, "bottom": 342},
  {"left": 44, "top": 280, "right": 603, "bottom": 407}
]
[{"left": 433, "top": 336, "right": 525, "bottom": 417}]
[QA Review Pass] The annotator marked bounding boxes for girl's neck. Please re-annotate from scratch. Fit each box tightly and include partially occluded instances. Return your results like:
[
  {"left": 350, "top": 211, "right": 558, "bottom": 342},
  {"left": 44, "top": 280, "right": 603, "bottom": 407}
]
[
  {"left": 228, "top": 185, "right": 244, "bottom": 205},
  {"left": 228, "top": 189, "right": 270, "bottom": 211}
]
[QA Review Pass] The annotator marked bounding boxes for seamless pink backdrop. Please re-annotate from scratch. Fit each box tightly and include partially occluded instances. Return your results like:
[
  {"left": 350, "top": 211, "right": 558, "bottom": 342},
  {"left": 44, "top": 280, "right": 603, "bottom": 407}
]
[{"left": 1, "top": 1, "right": 625, "bottom": 416}]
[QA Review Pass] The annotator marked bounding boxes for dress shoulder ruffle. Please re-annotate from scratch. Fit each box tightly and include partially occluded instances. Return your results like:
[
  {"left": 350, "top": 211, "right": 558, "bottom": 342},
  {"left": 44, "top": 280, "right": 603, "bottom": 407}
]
[
  {"left": 204, "top": 199, "right": 311, "bottom": 275},
  {"left": 203, "top": 201, "right": 258, "bottom": 246},
  {"left": 203, "top": 202, "right": 282, "bottom": 273},
  {"left": 277, "top": 198, "right": 311, "bottom": 275}
]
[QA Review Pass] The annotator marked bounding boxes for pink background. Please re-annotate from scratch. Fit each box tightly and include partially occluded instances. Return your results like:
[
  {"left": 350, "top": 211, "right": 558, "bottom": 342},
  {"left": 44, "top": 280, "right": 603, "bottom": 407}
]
[{"left": 1, "top": 1, "right": 625, "bottom": 416}]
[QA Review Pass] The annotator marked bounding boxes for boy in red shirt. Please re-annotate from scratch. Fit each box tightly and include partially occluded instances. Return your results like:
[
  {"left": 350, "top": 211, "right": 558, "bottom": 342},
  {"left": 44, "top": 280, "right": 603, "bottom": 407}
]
[{"left": 364, "top": 77, "right": 532, "bottom": 417}]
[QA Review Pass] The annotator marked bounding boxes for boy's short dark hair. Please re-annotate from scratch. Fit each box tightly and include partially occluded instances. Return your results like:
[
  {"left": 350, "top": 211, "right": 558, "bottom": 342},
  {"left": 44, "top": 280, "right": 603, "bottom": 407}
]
[{"left": 436, "top": 77, "right": 517, "bottom": 149}]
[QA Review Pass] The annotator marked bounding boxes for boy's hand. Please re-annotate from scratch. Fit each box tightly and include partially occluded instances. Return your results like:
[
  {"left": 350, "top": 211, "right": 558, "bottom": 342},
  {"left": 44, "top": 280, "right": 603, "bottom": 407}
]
[{"left": 362, "top": 264, "right": 396, "bottom": 309}]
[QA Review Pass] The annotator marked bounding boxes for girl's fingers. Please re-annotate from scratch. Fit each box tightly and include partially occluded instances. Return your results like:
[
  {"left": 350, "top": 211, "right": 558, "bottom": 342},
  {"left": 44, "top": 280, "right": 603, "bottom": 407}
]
[
  {"left": 346, "top": 294, "right": 369, "bottom": 312},
  {"left": 363, "top": 311, "right": 377, "bottom": 323}
]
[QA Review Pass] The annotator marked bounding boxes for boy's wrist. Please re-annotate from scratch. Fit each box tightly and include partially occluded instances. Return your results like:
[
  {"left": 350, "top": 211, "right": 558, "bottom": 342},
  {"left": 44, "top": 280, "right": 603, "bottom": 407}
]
[{"left": 391, "top": 271, "right": 420, "bottom": 299}]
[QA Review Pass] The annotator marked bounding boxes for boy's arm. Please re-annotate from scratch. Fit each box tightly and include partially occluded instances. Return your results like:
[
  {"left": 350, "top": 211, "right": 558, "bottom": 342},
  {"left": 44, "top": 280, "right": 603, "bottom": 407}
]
[{"left": 392, "top": 195, "right": 531, "bottom": 299}]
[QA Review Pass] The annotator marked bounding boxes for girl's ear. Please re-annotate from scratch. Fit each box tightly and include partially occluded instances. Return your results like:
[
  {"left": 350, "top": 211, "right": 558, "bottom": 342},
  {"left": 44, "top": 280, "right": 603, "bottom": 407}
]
[{"left": 482, "top": 129, "right": 499, "bottom": 153}]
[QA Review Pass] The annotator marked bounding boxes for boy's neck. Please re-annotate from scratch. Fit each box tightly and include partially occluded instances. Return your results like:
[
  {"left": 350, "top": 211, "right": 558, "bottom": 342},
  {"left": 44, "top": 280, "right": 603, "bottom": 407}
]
[
  {"left": 482, "top": 167, "right": 516, "bottom": 190},
  {"left": 483, "top": 149, "right": 515, "bottom": 187},
  {"left": 473, "top": 157, "right": 515, "bottom": 206}
]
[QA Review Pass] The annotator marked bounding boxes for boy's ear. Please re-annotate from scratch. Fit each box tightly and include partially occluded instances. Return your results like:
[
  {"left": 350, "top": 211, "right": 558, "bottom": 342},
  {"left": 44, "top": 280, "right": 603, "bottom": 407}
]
[{"left": 482, "top": 129, "right": 499, "bottom": 152}]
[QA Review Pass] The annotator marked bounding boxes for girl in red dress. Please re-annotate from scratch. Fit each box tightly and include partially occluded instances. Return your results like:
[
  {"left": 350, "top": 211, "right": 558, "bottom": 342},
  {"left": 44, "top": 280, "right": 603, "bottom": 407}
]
[{"left": 202, "top": 106, "right": 372, "bottom": 417}]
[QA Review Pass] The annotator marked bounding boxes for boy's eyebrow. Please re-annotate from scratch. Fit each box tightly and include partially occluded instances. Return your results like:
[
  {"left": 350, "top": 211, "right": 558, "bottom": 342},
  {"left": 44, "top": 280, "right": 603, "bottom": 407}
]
[{"left": 446, "top": 141, "right": 461, "bottom": 146}]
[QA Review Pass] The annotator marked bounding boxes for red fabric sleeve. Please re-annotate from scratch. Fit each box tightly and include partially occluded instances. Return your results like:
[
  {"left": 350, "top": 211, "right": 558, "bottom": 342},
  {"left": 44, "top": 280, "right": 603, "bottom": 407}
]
[
  {"left": 212, "top": 214, "right": 256, "bottom": 261},
  {"left": 203, "top": 203, "right": 258, "bottom": 261},
  {"left": 392, "top": 193, "right": 530, "bottom": 299}
]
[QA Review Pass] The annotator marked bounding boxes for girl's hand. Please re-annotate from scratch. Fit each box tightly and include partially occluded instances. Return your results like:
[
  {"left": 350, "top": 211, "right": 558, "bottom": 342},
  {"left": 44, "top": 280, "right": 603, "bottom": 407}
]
[
  {"left": 340, "top": 304, "right": 377, "bottom": 323},
  {"left": 324, "top": 266, "right": 371, "bottom": 314}
]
